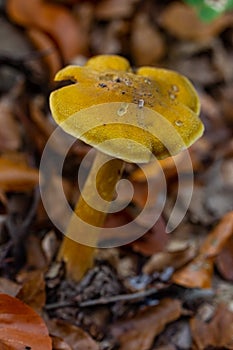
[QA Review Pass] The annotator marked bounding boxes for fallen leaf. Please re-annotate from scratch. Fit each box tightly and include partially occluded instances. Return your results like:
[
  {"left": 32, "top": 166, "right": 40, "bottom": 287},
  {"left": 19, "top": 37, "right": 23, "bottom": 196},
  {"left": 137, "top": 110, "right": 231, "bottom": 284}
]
[
  {"left": 131, "top": 13, "right": 165, "bottom": 66},
  {"left": 200, "top": 211, "right": 233, "bottom": 257},
  {"left": 0, "top": 293, "right": 52, "bottom": 349},
  {"left": 24, "top": 234, "right": 48, "bottom": 270},
  {"left": 143, "top": 241, "right": 197, "bottom": 274},
  {"left": 27, "top": 28, "right": 62, "bottom": 80},
  {"left": 7, "top": 0, "right": 88, "bottom": 62},
  {"left": 204, "top": 163, "right": 233, "bottom": 219},
  {"left": 130, "top": 216, "right": 168, "bottom": 256},
  {"left": 172, "top": 255, "right": 214, "bottom": 289},
  {"left": 95, "top": 0, "right": 139, "bottom": 19},
  {"left": 0, "top": 96, "right": 21, "bottom": 152},
  {"left": 0, "top": 278, "right": 21, "bottom": 297},
  {"left": 51, "top": 334, "right": 72, "bottom": 350},
  {"left": 215, "top": 234, "right": 233, "bottom": 281},
  {"left": 47, "top": 319, "right": 99, "bottom": 350},
  {"left": 110, "top": 298, "right": 182, "bottom": 350},
  {"left": 220, "top": 85, "right": 233, "bottom": 126},
  {"left": 172, "top": 212, "right": 233, "bottom": 288},
  {"left": 160, "top": 2, "right": 233, "bottom": 42},
  {"left": 91, "top": 20, "right": 127, "bottom": 55},
  {"left": 16, "top": 270, "right": 46, "bottom": 313},
  {"left": 190, "top": 304, "right": 233, "bottom": 349},
  {"left": 0, "top": 156, "right": 39, "bottom": 192}
]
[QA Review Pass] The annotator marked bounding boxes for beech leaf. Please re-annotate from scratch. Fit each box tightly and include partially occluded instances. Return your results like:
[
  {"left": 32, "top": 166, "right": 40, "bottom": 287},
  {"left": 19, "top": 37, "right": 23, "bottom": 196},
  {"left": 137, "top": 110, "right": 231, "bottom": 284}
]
[
  {"left": 110, "top": 298, "right": 182, "bottom": 350},
  {"left": 0, "top": 293, "right": 52, "bottom": 350}
]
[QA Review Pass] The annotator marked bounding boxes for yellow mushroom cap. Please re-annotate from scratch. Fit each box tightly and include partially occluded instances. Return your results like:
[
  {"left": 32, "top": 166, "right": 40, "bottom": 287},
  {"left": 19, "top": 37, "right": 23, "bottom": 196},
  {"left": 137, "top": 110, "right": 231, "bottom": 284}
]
[{"left": 50, "top": 55, "right": 204, "bottom": 163}]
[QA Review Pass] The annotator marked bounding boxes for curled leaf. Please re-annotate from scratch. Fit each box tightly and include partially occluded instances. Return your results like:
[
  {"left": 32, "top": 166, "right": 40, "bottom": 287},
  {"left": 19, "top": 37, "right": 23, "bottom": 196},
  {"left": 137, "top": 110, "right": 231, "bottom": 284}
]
[{"left": 7, "top": 0, "right": 88, "bottom": 62}]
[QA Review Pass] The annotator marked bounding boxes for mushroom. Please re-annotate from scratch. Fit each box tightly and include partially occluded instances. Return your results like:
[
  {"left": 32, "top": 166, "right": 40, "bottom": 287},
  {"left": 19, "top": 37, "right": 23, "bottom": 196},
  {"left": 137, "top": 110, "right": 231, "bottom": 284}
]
[{"left": 49, "top": 54, "right": 204, "bottom": 281}]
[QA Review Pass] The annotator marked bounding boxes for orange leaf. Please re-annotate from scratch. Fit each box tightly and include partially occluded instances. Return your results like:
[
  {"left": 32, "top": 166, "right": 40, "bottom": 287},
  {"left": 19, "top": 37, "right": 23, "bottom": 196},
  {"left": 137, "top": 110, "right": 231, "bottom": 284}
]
[
  {"left": 0, "top": 293, "right": 52, "bottom": 350},
  {"left": 200, "top": 211, "right": 233, "bottom": 257},
  {"left": 0, "top": 157, "right": 39, "bottom": 192},
  {"left": 172, "top": 212, "right": 233, "bottom": 288},
  {"left": 172, "top": 255, "right": 214, "bottom": 289}
]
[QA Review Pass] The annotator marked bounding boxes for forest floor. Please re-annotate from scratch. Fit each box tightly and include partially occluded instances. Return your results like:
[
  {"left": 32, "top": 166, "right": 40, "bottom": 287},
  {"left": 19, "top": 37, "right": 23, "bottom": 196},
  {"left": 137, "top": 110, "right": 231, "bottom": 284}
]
[{"left": 0, "top": 0, "right": 233, "bottom": 349}]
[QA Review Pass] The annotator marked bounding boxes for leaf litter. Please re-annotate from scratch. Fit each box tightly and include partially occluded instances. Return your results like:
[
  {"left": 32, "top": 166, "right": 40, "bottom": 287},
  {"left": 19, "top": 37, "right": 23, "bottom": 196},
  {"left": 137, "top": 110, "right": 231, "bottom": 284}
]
[{"left": 0, "top": 0, "right": 233, "bottom": 349}]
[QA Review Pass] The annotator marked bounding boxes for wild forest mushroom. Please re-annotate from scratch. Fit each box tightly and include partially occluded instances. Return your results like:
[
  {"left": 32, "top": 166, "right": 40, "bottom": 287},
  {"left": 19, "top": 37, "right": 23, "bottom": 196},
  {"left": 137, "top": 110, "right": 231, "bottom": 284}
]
[{"left": 49, "top": 54, "right": 204, "bottom": 281}]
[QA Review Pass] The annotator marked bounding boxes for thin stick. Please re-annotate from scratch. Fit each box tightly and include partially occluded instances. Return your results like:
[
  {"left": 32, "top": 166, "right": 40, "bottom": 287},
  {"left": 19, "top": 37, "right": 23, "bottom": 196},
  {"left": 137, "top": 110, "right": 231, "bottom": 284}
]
[{"left": 45, "top": 287, "right": 159, "bottom": 310}]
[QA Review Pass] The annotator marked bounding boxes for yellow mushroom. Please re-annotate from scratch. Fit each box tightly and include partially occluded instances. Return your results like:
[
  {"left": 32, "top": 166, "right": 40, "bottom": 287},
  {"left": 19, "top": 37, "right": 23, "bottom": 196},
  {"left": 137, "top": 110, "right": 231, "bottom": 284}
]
[{"left": 49, "top": 54, "right": 204, "bottom": 281}]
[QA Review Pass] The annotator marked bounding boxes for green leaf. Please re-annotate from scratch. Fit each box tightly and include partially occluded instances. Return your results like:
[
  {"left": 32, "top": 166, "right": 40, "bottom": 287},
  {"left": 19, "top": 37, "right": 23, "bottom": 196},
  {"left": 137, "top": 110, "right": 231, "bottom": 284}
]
[{"left": 184, "top": 0, "right": 233, "bottom": 22}]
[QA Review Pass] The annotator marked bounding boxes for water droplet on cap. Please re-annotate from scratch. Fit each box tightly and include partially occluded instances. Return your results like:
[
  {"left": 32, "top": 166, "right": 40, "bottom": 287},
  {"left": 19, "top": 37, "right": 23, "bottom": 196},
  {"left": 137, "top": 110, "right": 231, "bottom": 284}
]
[
  {"left": 138, "top": 99, "right": 144, "bottom": 108},
  {"left": 171, "top": 85, "right": 179, "bottom": 92},
  {"left": 175, "top": 120, "right": 183, "bottom": 127},
  {"left": 169, "top": 93, "right": 176, "bottom": 100},
  {"left": 117, "top": 103, "right": 129, "bottom": 117}
]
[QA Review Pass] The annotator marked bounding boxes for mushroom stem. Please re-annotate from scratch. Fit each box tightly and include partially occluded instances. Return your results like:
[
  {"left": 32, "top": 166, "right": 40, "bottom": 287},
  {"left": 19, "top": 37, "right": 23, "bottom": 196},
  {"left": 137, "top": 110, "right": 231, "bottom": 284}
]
[{"left": 57, "top": 151, "right": 124, "bottom": 281}]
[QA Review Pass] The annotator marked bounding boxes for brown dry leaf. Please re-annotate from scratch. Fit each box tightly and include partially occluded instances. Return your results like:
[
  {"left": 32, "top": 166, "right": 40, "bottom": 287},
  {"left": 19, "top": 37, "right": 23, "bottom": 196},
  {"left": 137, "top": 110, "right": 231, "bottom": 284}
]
[
  {"left": 160, "top": 2, "right": 233, "bottom": 41},
  {"left": 216, "top": 235, "right": 233, "bottom": 281},
  {"left": 220, "top": 86, "right": 233, "bottom": 126},
  {"left": 24, "top": 234, "right": 48, "bottom": 270},
  {"left": 172, "top": 255, "right": 214, "bottom": 289},
  {"left": 143, "top": 241, "right": 197, "bottom": 274},
  {"left": 27, "top": 28, "right": 62, "bottom": 80},
  {"left": 7, "top": 0, "right": 88, "bottom": 62},
  {"left": 0, "top": 96, "right": 21, "bottom": 152},
  {"left": 131, "top": 13, "right": 165, "bottom": 66},
  {"left": 130, "top": 216, "right": 168, "bottom": 256},
  {"left": 47, "top": 319, "right": 99, "bottom": 350},
  {"left": 204, "top": 162, "right": 233, "bottom": 219},
  {"left": 0, "top": 156, "right": 39, "bottom": 192},
  {"left": 16, "top": 270, "right": 46, "bottom": 314},
  {"left": 0, "top": 278, "right": 21, "bottom": 297},
  {"left": 172, "top": 213, "right": 233, "bottom": 288},
  {"left": 91, "top": 20, "right": 127, "bottom": 55},
  {"left": 110, "top": 298, "right": 182, "bottom": 350},
  {"left": 200, "top": 211, "right": 233, "bottom": 257},
  {"left": 190, "top": 304, "right": 233, "bottom": 349},
  {"left": 95, "top": 0, "right": 139, "bottom": 19},
  {"left": 160, "top": 2, "right": 233, "bottom": 42},
  {"left": 0, "top": 293, "right": 52, "bottom": 349},
  {"left": 51, "top": 334, "right": 72, "bottom": 350},
  {"left": 40, "top": 173, "right": 75, "bottom": 232}
]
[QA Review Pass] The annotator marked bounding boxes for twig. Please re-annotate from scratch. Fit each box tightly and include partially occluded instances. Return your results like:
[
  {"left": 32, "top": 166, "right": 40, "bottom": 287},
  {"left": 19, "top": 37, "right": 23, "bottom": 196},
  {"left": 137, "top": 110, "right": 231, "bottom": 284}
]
[
  {"left": 79, "top": 287, "right": 159, "bottom": 307},
  {"left": 45, "top": 300, "right": 76, "bottom": 310},
  {"left": 45, "top": 286, "right": 159, "bottom": 310}
]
